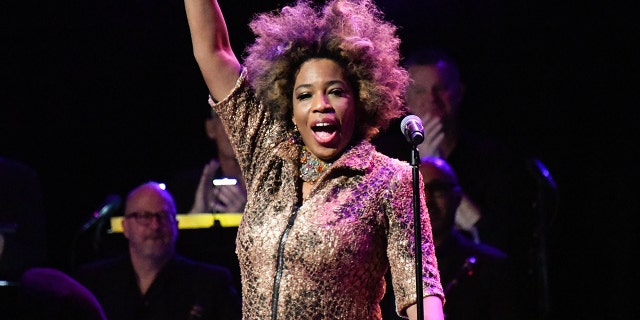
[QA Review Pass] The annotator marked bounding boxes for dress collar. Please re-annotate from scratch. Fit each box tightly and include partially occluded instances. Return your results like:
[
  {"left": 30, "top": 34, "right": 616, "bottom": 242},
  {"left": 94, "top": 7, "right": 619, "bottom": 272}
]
[{"left": 275, "top": 139, "right": 376, "bottom": 175}]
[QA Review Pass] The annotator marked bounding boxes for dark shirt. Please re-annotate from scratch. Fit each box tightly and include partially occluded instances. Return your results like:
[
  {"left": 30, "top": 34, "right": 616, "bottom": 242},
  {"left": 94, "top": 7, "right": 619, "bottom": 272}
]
[
  {"left": 374, "top": 124, "right": 538, "bottom": 269},
  {"left": 373, "top": 123, "right": 537, "bottom": 253},
  {"left": 437, "top": 230, "right": 521, "bottom": 320},
  {"left": 375, "top": 126, "right": 540, "bottom": 317},
  {"left": 76, "top": 254, "right": 242, "bottom": 320},
  {"left": 380, "top": 231, "right": 522, "bottom": 320},
  {"left": 446, "top": 130, "right": 542, "bottom": 316},
  {"left": 446, "top": 130, "right": 537, "bottom": 254}
]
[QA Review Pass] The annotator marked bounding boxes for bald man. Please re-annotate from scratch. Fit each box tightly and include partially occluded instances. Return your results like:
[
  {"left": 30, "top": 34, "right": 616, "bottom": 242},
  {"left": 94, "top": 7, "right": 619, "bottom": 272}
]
[{"left": 76, "top": 182, "right": 241, "bottom": 320}]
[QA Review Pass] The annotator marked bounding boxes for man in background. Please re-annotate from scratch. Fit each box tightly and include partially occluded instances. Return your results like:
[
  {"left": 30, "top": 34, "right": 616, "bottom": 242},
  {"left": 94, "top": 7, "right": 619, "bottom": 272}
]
[
  {"left": 169, "top": 107, "right": 247, "bottom": 214},
  {"left": 381, "top": 157, "right": 523, "bottom": 320},
  {"left": 76, "top": 181, "right": 241, "bottom": 320},
  {"left": 402, "top": 46, "right": 537, "bottom": 257}
]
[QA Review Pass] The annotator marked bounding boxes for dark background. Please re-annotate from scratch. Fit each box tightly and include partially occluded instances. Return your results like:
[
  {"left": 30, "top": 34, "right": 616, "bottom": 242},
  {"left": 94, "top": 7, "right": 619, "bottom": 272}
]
[{"left": 2, "top": 0, "right": 637, "bottom": 318}]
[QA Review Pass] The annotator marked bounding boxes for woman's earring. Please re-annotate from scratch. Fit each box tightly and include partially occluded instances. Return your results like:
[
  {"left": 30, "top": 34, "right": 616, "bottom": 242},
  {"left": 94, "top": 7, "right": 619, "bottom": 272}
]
[{"left": 290, "top": 124, "right": 302, "bottom": 145}]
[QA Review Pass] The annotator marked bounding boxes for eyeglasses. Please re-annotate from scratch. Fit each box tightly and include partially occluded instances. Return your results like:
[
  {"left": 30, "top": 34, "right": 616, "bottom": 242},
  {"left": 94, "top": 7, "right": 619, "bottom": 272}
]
[{"left": 124, "top": 211, "right": 175, "bottom": 226}]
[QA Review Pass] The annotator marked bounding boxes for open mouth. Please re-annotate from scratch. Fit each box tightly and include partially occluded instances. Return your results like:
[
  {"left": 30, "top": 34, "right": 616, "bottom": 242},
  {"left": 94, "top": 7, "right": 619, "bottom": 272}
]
[{"left": 311, "top": 121, "right": 339, "bottom": 144}]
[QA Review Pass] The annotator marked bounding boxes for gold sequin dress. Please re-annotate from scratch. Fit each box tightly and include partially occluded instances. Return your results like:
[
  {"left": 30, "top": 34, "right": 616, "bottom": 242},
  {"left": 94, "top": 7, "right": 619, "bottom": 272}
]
[{"left": 210, "top": 69, "right": 443, "bottom": 320}]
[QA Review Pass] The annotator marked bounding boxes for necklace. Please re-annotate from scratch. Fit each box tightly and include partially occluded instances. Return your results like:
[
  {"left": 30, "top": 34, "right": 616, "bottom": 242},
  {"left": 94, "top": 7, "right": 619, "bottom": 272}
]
[{"left": 299, "top": 147, "right": 332, "bottom": 183}]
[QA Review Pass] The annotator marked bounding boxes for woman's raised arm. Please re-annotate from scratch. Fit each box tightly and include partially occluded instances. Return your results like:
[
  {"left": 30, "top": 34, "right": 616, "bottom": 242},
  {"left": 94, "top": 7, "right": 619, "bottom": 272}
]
[{"left": 185, "top": 0, "right": 242, "bottom": 101}]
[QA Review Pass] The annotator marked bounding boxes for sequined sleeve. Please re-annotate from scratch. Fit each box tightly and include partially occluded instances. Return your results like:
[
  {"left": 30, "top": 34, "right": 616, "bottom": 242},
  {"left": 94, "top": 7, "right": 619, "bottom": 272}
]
[{"left": 385, "top": 161, "right": 445, "bottom": 316}]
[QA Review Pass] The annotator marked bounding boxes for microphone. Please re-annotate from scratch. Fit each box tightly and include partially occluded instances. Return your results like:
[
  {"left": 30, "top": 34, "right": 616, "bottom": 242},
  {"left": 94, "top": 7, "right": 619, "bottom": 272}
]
[
  {"left": 80, "top": 194, "right": 122, "bottom": 232},
  {"left": 400, "top": 115, "right": 425, "bottom": 145}
]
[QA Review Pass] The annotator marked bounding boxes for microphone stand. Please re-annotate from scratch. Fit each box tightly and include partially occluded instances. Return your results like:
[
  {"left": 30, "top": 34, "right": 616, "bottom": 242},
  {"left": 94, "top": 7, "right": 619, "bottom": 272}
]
[
  {"left": 400, "top": 114, "right": 427, "bottom": 319},
  {"left": 409, "top": 145, "right": 424, "bottom": 320}
]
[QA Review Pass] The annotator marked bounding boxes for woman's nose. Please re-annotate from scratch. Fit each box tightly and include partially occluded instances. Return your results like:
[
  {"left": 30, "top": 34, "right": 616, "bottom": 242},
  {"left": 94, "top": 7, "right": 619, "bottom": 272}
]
[{"left": 312, "top": 94, "right": 331, "bottom": 111}]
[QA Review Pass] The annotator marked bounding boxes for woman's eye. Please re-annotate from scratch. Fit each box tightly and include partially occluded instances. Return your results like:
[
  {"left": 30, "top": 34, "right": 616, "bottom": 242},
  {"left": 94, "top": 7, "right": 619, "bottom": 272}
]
[
  {"left": 296, "top": 92, "right": 311, "bottom": 100},
  {"left": 329, "top": 88, "right": 345, "bottom": 96}
]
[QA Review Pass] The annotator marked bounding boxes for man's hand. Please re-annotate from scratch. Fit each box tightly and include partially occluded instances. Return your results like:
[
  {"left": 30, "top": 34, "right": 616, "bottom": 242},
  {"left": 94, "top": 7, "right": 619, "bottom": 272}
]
[
  {"left": 210, "top": 184, "right": 247, "bottom": 213},
  {"left": 418, "top": 115, "right": 445, "bottom": 158},
  {"left": 189, "top": 159, "right": 220, "bottom": 213}
]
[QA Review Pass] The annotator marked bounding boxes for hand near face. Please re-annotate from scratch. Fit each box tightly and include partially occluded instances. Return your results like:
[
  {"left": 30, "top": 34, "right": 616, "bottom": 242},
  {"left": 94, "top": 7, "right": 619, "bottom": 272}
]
[
  {"left": 419, "top": 115, "right": 445, "bottom": 158},
  {"left": 208, "top": 184, "right": 247, "bottom": 213},
  {"left": 190, "top": 159, "right": 220, "bottom": 213}
]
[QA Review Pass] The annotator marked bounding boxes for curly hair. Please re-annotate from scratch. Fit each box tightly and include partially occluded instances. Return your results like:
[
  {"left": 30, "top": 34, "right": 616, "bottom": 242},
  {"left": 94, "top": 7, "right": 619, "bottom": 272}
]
[{"left": 243, "top": 0, "right": 408, "bottom": 140}]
